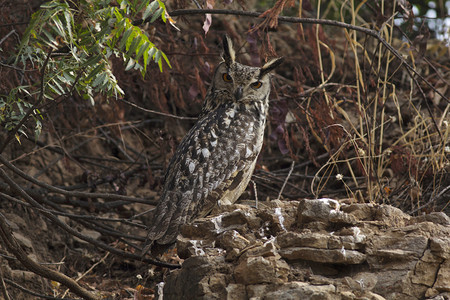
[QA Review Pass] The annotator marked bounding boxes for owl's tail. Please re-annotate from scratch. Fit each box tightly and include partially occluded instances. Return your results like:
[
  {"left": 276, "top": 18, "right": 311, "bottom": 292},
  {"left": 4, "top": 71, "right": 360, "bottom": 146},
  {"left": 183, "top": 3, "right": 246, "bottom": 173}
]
[{"left": 142, "top": 191, "right": 190, "bottom": 255}]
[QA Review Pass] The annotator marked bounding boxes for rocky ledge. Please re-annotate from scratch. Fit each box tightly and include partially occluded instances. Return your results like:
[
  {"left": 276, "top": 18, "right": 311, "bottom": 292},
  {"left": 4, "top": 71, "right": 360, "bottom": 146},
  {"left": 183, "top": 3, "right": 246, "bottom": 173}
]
[{"left": 161, "top": 199, "right": 450, "bottom": 300}]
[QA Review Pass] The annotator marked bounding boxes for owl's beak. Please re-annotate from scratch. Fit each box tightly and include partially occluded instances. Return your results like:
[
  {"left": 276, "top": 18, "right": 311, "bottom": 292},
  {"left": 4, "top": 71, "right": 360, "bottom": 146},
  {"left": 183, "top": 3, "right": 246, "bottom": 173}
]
[{"left": 234, "top": 86, "right": 243, "bottom": 100}]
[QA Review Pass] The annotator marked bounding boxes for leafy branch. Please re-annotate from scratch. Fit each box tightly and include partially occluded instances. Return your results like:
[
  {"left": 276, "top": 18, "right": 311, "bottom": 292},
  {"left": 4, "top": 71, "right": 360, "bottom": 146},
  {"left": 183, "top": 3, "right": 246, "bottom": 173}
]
[{"left": 1, "top": 0, "right": 171, "bottom": 145}]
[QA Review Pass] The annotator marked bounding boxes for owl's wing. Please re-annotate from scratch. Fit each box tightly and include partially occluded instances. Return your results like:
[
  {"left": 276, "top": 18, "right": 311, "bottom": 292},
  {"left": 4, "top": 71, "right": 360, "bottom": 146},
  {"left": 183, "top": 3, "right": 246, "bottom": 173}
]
[{"left": 145, "top": 106, "right": 260, "bottom": 248}]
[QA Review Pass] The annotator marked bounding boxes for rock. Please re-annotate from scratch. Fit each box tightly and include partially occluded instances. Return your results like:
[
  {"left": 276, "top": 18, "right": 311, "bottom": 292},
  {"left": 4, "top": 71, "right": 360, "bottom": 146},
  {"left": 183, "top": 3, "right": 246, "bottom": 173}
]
[
  {"left": 235, "top": 256, "right": 275, "bottom": 285},
  {"left": 411, "top": 250, "right": 443, "bottom": 286},
  {"left": 13, "top": 232, "right": 33, "bottom": 251},
  {"left": 244, "top": 238, "right": 279, "bottom": 258},
  {"left": 279, "top": 247, "right": 366, "bottom": 264},
  {"left": 430, "top": 237, "right": 450, "bottom": 259},
  {"left": 234, "top": 256, "right": 290, "bottom": 286},
  {"left": 433, "top": 259, "right": 450, "bottom": 292},
  {"left": 364, "top": 291, "right": 387, "bottom": 300},
  {"left": 73, "top": 229, "right": 101, "bottom": 244},
  {"left": 297, "top": 198, "right": 357, "bottom": 226},
  {"left": 180, "top": 217, "right": 221, "bottom": 240},
  {"left": 246, "top": 284, "right": 267, "bottom": 299},
  {"left": 297, "top": 198, "right": 339, "bottom": 223},
  {"left": 226, "top": 284, "right": 246, "bottom": 300},
  {"left": 4, "top": 213, "right": 24, "bottom": 230},
  {"left": 177, "top": 237, "right": 221, "bottom": 258},
  {"left": 160, "top": 200, "right": 450, "bottom": 300},
  {"left": 344, "top": 272, "right": 378, "bottom": 291},
  {"left": 341, "top": 203, "right": 375, "bottom": 220},
  {"left": 263, "top": 282, "right": 337, "bottom": 300},
  {"left": 411, "top": 212, "right": 450, "bottom": 226},
  {"left": 10, "top": 269, "right": 41, "bottom": 282},
  {"left": 220, "top": 208, "right": 257, "bottom": 229},
  {"left": 426, "top": 293, "right": 450, "bottom": 300},
  {"left": 218, "top": 230, "right": 250, "bottom": 251},
  {"left": 425, "top": 288, "right": 440, "bottom": 298},
  {"left": 374, "top": 205, "right": 410, "bottom": 227},
  {"left": 277, "top": 229, "right": 365, "bottom": 253},
  {"left": 225, "top": 247, "right": 240, "bottom": 261},
  {"left": 277, "top": 231, "right": 328, "bottom": 249},
  {"left": 366, "top": 234, "right": 429, "bottom": 269},
  {"left": 163, "top": 256, "right": 230, "bottom": 300}
]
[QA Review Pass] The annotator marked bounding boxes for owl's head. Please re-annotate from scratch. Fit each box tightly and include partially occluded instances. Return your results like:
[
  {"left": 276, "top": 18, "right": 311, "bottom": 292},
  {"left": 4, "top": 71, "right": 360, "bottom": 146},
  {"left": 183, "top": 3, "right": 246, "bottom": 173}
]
[{"left": 207, "top": 35, "right": 283, "bottom": 106}]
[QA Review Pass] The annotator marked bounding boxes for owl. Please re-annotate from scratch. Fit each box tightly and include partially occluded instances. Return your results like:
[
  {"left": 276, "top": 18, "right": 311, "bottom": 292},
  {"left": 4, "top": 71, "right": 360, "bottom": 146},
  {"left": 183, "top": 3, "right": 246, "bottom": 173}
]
[{"left": 144, "top": 35, "right": 283, "bottom": 251}]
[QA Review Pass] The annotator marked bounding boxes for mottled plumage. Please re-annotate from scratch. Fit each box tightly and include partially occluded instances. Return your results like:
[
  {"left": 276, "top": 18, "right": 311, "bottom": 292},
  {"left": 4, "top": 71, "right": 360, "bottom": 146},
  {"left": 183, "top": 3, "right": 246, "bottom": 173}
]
[{"left": 145, "top": 36, "right": 283, "bottom": 250}]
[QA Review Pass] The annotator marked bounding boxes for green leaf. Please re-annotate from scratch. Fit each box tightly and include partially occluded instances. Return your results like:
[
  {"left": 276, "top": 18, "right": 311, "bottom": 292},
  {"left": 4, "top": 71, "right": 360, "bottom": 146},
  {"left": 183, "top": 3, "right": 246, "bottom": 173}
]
[
  {"left": 136, "top": 0, "right": 149, "bottom": 13},
  {"left": 148, "top": 47, "right": 156, "bottom": 59},
  {"left": 51, "top": 78, "right": 66, "bottom": 95},
  {"left": 156, "top": 0, "right": 167, "bottom": 22},
  {"left": 128, "top": 35, "right": 142, "bottom": 55},
  {"left": 161, "top": 51, "right": 171, "bottom": 68},
  {"left": 150, "top": 7, "right": 163, "bottom": 23},
  {"left": 62, "top": 71, "right": 75, "bottom": 83},
  {"left": 41, "top": 29, "right": 58, "bottom": 48},
  {"left": 154, "top": 50, "right": 161, "bottom": 62},
  {"left": 135, "top": 41, "right": 149, "bottom": 61},
  {"left": 92, "top": 72, "right": 107, "bottom": 87},
  {"left": 52, "top": 15, "right": 66, "bottom": 40},
  {"left": 63, "top": 10, "right": 73, "bottom": 42},
  {"left": 56, "top": 74, "right": 70, "bottom": 85},
  {"left": 82, "top": 55, "right": 102, "bottom": 67},
  {"left": 85, "top": 63, "right": 105, "bottom": 82},
  {"left": 157, "top": 57, "right": 162, "bottom": 72},
  {"left": 119, "top": 27, "right": 133, "bottom": 50},
  {"left": 125, "top": 58, "right": 135, "bottom": 71},
  {"left": 143, "top": 1, "right": 159, "bottom": 20},
  {"left": 40, "top": 2, "right": 58, "bottom": 9}
]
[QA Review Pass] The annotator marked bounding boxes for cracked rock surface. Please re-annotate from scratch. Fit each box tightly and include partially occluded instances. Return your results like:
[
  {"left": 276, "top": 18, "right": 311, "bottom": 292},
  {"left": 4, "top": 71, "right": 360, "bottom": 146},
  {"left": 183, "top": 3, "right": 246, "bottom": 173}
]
[{"left": 163, "top": 199, "right": 450, "bottom": 300}]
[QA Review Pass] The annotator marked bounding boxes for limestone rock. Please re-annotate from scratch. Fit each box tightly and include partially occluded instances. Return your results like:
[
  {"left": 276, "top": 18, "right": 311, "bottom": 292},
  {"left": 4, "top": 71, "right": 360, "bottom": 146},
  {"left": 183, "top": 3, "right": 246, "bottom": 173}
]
[
  {"left": 246, "top": 284, "right": 267, "bottom": 298},
  {"left": 433, "top": 259, "right": 450, "bottom": 292},
  {"left": 279, "top": 247, "right": 366, "bottom": 264},
  {"left": 226, "top": 284, "right": 246, "bottom": 300},
  {"left": 218, "top": 230, "right": 250, "bottom": 251},
  {"left": 297, "top": 198, "right": 357, "bottom": 226},
  {"left": 374, "top": 205, "right": 410, "bottom": 227},
  {"left": 163, "top": 201, "right": 450, "bottom": 300},
  {"left": 234, "top": 256, "right": 289, "bottom": 285},
  {"left": 263, "top": 282, "right": 337, "bottom": 300},
  {"left": 277, "top": 231, "right": 328, "bottom": 249},
  {"left": 430, "top": 237, "right": 450, "bottom": 259},
  {"left": 411, "top": 212, "right": 450, "bottom": 226},
  {"left": 163, "top": 256, "right": 230, "bottom": 300},
  {"left": 235, "top": 256, "right": 275, "bottom": 285},
  {"left": 244, "top": 238, "right": 279, "bottom": 258}
]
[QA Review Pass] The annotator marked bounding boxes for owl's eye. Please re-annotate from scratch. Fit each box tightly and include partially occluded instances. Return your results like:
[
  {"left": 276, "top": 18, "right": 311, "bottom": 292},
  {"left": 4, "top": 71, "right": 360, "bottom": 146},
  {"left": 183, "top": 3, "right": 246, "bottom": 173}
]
[
  {"left": 222, "top": 73, "right": 233, "bottom": 82},
  {"left": 251, "top": 81, "right": 263, "bottom": 89}
]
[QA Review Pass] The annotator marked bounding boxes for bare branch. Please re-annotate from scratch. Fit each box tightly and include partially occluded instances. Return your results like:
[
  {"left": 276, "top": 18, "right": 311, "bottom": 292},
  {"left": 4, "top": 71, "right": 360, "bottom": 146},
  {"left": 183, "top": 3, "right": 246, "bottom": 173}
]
[
  {"left": 120, "top": 98, "right": 197, "bottom": 120},
  {"left": 0, "top": 154, "right": 156, "bottom": 205},
  {"left": 0, "top": 212, "right": 98, "bottom": 300},
  {"left": 0, "top": 166, "right": 180, "bottom": 269}
]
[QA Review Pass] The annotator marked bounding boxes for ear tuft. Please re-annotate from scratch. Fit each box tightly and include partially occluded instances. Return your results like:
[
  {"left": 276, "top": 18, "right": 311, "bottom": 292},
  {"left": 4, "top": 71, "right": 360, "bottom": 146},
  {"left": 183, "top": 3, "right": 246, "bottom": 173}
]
[
  {"left": 259, "top": 57, "right": 284, "bottom": 78},
  {"left": 222, "top": 35, "right": 235, "bottom": 66}
]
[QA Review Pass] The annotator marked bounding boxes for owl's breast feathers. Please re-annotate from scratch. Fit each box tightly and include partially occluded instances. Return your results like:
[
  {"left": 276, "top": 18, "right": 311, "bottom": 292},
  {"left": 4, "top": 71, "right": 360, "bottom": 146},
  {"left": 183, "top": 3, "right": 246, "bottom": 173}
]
[{"left": 145, "top": 103, "right": 266, "bottom": 246}]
